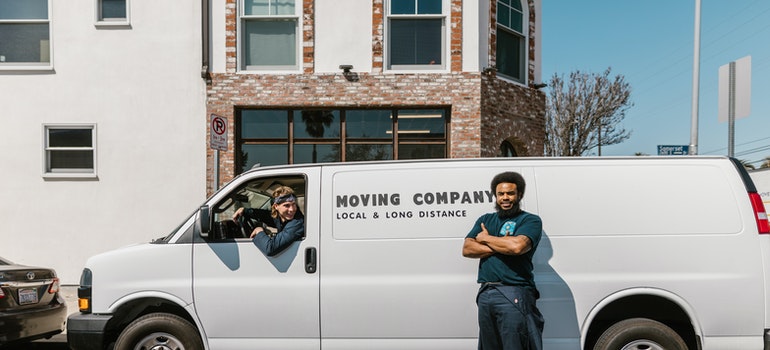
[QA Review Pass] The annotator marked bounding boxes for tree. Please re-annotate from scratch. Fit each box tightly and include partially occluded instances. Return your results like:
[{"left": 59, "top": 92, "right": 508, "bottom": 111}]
[
  {"left": 301, "top": 110, "right": 335, "bottom": 163},
  {"left": 761, "top": 157, "right": 770, "bottom": 169},
  {"left": 544, "top": 68, "right": 633, "bottom": 156},
  {"left": 739, "top": 159, "right": 756, "bottom": 170}
]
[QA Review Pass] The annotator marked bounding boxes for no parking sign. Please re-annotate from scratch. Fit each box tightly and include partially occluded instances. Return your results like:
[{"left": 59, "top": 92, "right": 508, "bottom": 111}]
[{"left": 210, "top": 114, "right": 227, "bottom": 151}]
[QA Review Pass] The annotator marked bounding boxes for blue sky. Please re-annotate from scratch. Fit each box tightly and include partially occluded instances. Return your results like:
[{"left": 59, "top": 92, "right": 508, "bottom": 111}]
[{"left": 541, "top": 1, "right": 770, "bottom": 164}]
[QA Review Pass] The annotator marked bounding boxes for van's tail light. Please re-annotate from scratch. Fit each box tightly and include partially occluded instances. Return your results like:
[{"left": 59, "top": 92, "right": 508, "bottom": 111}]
[
  {"left": 48, "top": 277, "right": 60, "bottom": 294},
  {"left": 749, "top": 192, "right": 770, "bottom": 234}
]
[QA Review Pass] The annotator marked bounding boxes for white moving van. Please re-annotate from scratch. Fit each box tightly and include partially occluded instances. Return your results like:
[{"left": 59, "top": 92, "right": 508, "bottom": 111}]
[{"left": 67, "top": 157, "right": 770, "bottom": 350}]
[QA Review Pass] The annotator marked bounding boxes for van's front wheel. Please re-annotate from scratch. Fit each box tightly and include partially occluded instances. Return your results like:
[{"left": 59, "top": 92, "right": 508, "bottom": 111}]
[
  {"left": 115, "top": 312, "right": 203, "bottom": 350},
  {"left": 593, "top": 318, "right": 687, "bottom": 350}
]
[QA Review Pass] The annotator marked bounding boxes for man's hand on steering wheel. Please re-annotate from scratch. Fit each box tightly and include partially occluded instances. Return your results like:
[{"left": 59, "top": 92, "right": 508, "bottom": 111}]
[
  {"left": 234, "top": 209, "right": 264, "bottom": 239},
  {"left": 249, "top": 227, "right": 264, "bottom": 238}
]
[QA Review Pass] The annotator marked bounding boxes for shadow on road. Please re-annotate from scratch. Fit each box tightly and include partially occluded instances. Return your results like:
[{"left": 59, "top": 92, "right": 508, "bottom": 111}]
[{"left": 1, "top": 334, "right": 67, "bottom": 350}]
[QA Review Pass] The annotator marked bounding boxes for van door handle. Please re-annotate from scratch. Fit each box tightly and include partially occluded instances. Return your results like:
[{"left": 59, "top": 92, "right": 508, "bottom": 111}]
[{"left": 305, "top": 247, "right": 317, "bottom": 274}]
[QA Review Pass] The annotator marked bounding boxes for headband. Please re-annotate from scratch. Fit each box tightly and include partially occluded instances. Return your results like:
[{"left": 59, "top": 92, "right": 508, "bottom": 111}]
[{"left": 273, "top": 194, "right": 297, "bottom": 205}]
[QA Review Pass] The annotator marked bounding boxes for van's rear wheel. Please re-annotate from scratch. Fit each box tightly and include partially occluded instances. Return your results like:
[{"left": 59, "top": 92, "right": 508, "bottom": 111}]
[
  {"left": 593, "top": 318, "right": 687, "bottom": 350},
  {"left": 115, "top": 312, "right": 203, "bottom": 350}
]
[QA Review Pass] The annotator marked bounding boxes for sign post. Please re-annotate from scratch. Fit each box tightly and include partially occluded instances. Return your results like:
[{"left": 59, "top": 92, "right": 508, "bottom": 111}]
[
  {"left": 718, "top": 56, "right": 751, "bottom": 157},
  {"left": 210, "top": 114, "right": 228, "bottom": 190}
]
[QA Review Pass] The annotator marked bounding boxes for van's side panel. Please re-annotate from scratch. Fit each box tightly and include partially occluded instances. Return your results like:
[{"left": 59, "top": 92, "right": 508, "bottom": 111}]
[
  {"left": 532, "top": 158, "right": 765, "bottom": 348},
  {"left": 318, "top": 158, "right": 767, "bottom": 349},
  {"left": 318, "top": 162, "right": 575, "bottom": 349},
  {"left": 319, "top": 163, "right": 484, "bottom": 349}
]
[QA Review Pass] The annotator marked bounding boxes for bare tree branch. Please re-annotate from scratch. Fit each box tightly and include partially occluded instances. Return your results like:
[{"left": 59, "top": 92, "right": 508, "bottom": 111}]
[{"left": 545, "top": 68, "right": 633, "bottom": 156}]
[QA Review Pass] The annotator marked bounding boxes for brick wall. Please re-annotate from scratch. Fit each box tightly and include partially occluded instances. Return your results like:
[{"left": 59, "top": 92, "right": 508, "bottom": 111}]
[
  {"left": 207, "top": 0, "right": 545, "bottom": 194},
  {"left": 480, "top": 73, "right": 546, "bottom": 157},
  {"left": 206, "top": 72, "right": 484, "bottom": 192}
]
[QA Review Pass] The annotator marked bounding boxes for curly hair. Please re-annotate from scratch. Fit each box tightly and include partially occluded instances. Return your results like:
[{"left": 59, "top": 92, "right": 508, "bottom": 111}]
[{"left": 490, "top": 172, "right": 526, "bottom": 198}]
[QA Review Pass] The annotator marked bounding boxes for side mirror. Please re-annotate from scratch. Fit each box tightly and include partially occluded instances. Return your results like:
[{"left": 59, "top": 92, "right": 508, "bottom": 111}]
[{"left": 197, "top": 205, "right": 212, "bottom": 238}]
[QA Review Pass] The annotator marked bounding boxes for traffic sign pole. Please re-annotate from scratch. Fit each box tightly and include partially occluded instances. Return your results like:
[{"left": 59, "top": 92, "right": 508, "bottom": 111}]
[{"left": 210, "top": 114, "right": 228, "bottom": 190}]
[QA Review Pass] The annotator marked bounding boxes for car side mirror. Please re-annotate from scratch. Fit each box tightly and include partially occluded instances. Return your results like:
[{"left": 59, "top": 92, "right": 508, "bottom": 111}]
[{"left": 197, "top": 205, "right": 211, "bottom": 238}]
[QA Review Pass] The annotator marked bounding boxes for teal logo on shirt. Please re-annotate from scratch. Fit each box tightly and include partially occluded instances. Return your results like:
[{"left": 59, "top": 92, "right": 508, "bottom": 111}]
[{"left": 500, "top": 221, "right": 516, "bottom": 236}]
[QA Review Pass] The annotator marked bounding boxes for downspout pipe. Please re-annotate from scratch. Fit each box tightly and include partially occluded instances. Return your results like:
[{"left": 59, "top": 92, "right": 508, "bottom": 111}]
[{"left": 201, "top": 0, "right": 211, "bottom": 83}]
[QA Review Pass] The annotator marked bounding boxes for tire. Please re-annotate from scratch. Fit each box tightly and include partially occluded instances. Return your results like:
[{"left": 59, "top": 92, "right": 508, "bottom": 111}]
[
  {"left": 593, "top": 318, "right": 688, "bottom": 350},
  {"left": 114, "top": 312, "right": 204, "bottom": 350}
]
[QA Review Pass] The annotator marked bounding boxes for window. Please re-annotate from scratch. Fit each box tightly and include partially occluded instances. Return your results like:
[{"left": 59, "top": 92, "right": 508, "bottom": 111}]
[
  {"left": 236, "top": 108, "right": 448, "bottom": 173},
  {"left": 43, "top": 125, "right": 96, "bottom": 177},
  {"left": 0, "top": 0, "right": 51, "bottom": 68},
  {"left": 209, "top": 175, "right": 306, "bottom": 240},
  {"left": 395, "top": 109, "right": 447, "bottom": 159},
  {"left": 496, "top": 0, "right": 525, "bottom": 83},
  {"left": 239, "top": 0, "right": 299, "bottom": 71},
  {"left": 96, "top": 0, "right": 129, "bottom": 26},
  {"left": 387, "top": 0, "right": 445, "bottom": 71},
  {"left": 500, "top": 140, "right": 517, "bottom": 157}
]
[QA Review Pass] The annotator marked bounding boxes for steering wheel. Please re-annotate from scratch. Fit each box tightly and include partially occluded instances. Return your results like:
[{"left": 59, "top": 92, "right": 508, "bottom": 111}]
[{"left": 236, "top": 215, "right": 263, "bottom": 238}]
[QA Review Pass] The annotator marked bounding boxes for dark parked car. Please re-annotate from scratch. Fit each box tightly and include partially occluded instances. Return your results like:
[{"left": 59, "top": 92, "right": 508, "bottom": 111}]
[{"left": 0, "top": 256, "right": 67, "bottom": 346}]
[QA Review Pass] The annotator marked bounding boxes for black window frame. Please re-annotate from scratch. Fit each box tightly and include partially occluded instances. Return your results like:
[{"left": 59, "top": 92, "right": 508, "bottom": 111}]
[{"left": 235, "top": 108, "right": 450, "bottom": 174}]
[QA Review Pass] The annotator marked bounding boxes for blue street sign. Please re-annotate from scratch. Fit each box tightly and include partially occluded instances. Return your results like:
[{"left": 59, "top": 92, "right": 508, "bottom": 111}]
[{"left": 657, "top": 145, "right": 690, "bottom": 156}]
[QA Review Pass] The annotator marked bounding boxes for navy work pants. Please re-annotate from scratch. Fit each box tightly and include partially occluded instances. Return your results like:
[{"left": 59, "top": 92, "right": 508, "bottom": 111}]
[{"left": 476, "top": 284, "right": 544, "bottom": 350}]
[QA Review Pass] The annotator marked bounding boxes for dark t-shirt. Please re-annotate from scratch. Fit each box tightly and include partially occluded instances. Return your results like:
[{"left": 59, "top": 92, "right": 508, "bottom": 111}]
[{"left": 466, "top": 211, "right": 543, "bottom": 289}]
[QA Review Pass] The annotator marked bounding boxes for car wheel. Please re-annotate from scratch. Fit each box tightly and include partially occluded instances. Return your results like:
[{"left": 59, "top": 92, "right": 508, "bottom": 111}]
[
  {"left": 114, "top": 312, "right": 203, "bottom": 350},
  {"left": 593, "top": 318, "right": 688, "bottom": 350}
]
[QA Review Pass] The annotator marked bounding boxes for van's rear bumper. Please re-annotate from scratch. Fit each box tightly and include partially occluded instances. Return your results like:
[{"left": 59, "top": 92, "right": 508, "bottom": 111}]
[{"left": 67, "top": 313, "right": 112, "bottom": 350}]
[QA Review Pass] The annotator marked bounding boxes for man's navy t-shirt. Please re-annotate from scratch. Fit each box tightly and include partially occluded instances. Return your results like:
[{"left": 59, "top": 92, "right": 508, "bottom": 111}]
[{"left": 466, "top": 211, "right": 543, "bottom": 289}]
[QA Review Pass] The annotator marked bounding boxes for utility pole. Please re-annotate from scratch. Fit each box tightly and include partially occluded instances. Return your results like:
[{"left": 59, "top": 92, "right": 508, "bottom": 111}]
[{"left": 689, "top": 0, "right": 702, "bottom": 155}]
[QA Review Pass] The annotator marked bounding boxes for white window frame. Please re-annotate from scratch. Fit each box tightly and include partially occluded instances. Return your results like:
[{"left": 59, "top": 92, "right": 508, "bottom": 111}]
[
  {"left": 0, "top": 0, "right": 53, "bottom": 71},
  {"left": 384, "top": 0, "right": 448, "bottom": 73},
  {"left": 43, "top": 124, "right": 98, "bottom": 179},
  {"left": 495, "top": 0, "right": 527, "bottom": 85},
  {"left": 94, "top": 0, "right": 130, "bottom": 27},
  {"left": 237, "top": 0, "right": 301, "bottom": 73}
]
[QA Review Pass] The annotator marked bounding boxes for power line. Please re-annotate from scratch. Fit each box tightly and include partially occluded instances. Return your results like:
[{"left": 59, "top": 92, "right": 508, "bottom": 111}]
[{"left": 701, "top": 136, "right": 770, "bottom": 154}]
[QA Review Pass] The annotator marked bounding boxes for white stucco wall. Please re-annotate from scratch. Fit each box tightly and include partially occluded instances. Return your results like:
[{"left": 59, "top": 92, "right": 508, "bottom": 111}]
[
  {"left": 462, "top": 0, "right": 481, "bottom": 72},
  {"left": 0, "top": 0, "right": 207, "bottom": 284},
  {"left": 315, "top": 0, "right": 374, "bottom": 74}
]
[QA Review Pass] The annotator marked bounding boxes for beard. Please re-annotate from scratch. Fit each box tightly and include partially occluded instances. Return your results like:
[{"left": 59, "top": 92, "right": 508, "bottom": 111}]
[{"left": 495, "top": 202, "right": 521, "bottom": 219}]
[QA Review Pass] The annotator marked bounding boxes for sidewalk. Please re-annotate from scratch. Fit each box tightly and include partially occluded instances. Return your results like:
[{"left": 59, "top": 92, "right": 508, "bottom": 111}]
[{"left": 60, "top": 285, "right": 79, "bottom": 334}]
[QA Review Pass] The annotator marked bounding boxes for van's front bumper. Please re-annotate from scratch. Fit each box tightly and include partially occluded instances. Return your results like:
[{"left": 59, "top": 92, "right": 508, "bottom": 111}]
[{"left": 67, "top": 313, "right": 112, "bottom": 350}]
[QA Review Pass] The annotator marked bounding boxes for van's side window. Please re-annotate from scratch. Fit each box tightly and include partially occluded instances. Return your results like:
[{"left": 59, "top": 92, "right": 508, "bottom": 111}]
[{"left": 209, "top": 175, "right": 306, "bottom": 241}]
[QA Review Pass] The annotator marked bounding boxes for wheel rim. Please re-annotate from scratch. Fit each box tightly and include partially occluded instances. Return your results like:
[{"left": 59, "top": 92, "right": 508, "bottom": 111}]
[
  {"left": 620, "top": 339, "right": 665, "bottom": 350},
  {"left": 133, "top": 332, "right": 186, "bottom": 350}
]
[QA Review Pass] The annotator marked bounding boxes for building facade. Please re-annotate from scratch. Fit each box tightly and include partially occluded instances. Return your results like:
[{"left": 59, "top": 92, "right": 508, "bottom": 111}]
[
  {"left": 0, "top": 0, "right": 207, "bottom": 283},
  {"left": 0, "top": 0, "right": 544, "bottom": 284},
  {"left": 204, "top": 0, "right": 546, "bottom": 194}
]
